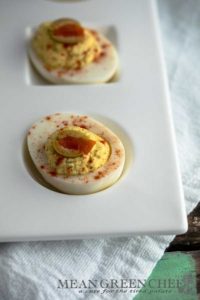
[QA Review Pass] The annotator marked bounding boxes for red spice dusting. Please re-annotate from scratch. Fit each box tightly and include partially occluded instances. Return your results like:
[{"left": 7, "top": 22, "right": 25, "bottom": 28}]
[
  {"left": 57, "top": 70, "right": 67, "bottom": 77},
  {"left": 96, "top": 36, "right": 101, "bottom": 42},
  {"left": 78, "top": 116, "right": 86, "bottom": 123},
  {"left": 53, "top": 24, "right": 84, "bottom": 38},
  {"left": 46, "top": 116, "right": 51, "bottom": 121},
  {"left": 73, "top": 122, "right": 90, "bottom": 129},
  {"left": 83, "top": 50, "right": 89, "bottom": 56},
  {"left": 66, "top": 167, "right": 72, "bottom": 176},
  {"left": 100, "top": 51, "right": 106, "bottom": 58},
  {"left": 94, "top": 171, "right": 104, "bottom": 180},
  {"left": 46, "top": 44, "right": 52, "bottom": 50},
  {"left": 45, "top": 65, "right": 52, "bottom": 71},
  {"left": 90, "top": 29, "right": 97, "bottom": 36},
  {"left": 63, "top": 43, "right": 71, "bottom": 48},
  {"left": 56, "top": 157, "right": 64, "bottom": 166},
  {"left": 79, "top": 125, "right": 87, "bottom": 129},
  {"left": 90, "top": 29, "right": 100, "bottom": 41},
  {"left": 94, "top": 51, "right": 106, "bottom": 63},
  {"left": 49, "top": 171, "right": 57, "bottom": 177},
  {"left": 102, "top": 43, "right": 110, "bottom": 49},
  {"left": 62, "top": 120, "right": 68, "bottom": 126},
  {"left": 115, "top": 149, "right": 121, "bottom": 156},
  {"left": 75, "top": 60, "right": 82, "bottom": 71},
  {"left": 100, "top": 140, "right": 106, "bottom": 144},
  {"left": 58, "top": 136, "right": 96, "bottom": 155}
]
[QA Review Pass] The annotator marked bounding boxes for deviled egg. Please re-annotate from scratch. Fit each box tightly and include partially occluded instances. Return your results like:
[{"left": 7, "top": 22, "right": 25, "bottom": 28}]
[
  {"left": 27, "top": 114, "right": 125, "bottom": 194},
  {"left": 28, "top": 18, "right": 118, "bottom": 84}
]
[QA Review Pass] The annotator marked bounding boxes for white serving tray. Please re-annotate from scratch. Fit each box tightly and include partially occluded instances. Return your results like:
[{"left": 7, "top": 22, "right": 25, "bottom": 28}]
[{"left": 0, "top": 0, "right": 187, "bottom": 241}]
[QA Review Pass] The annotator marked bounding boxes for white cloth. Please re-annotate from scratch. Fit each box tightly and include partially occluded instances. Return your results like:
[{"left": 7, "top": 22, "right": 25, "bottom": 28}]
[{"left": 0, "top": 1, "right": 200, "bottom": 299}]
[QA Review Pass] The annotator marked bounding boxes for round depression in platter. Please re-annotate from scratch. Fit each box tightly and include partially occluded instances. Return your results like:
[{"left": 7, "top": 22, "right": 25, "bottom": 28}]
[{"left": 23, "top": 113, "right": 133, "bottom": 195}]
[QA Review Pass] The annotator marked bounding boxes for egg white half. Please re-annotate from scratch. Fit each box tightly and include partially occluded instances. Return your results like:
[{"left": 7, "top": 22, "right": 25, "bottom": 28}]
[
  {"left": 28, "top": 29, "right": 118, "bottom": 84},
  {"left": 27, "top": 113, "right": 125, "bottom": 194}
]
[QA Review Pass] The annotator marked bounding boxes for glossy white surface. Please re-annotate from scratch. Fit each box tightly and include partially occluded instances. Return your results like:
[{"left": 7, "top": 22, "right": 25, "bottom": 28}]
[{"left": 0, "top": 0, "right": 187, "bottom": 241}]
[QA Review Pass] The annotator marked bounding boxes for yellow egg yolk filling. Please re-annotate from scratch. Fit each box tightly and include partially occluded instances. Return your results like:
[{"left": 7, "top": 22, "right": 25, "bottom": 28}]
[
  {"left": 45, "top": 126, "right": 110, "bottom": 176},
  {"left": 32, "top": 21, "right": 101, "bottom": 70}
]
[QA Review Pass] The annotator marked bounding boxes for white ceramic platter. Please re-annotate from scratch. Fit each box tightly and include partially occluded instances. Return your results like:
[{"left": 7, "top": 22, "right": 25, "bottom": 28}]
[{"left": 0, "top": 0, "right": 187, "bottom": 241}]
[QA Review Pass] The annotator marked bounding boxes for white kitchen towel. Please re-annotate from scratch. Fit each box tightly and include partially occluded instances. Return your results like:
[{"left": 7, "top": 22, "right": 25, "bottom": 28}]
[{"left": 0, "top": 0, "right": 199, "bottom": 299}]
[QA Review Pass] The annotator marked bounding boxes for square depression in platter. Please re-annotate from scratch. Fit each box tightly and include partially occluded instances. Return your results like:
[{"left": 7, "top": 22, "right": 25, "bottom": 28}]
[
  {"left": 0, "top": 0, "right": 187, "bottom": 241},
  {"left": 25, "top": 24, "right": 120, "bottom": 85}
]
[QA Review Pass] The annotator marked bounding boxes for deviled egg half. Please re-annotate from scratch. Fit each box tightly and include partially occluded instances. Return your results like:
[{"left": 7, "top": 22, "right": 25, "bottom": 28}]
[
  {"left": 28, "top": 18, "right": 118, "bottom": 84},
  {"left": 27, "top": 114, "right": 125, "bottom": 194}
]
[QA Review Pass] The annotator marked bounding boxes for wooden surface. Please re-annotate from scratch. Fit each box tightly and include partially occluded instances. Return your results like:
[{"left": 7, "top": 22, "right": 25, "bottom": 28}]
[
  {"left": 189, "top": 251, "right": 200, "bottom": 297},
  {"left": 167, "top": 202, "right": 200, "bottom": 252},
  {"left": 135, "top": 204, "right": 200, "bottom": 299},
  {"left": 166, "top": 202, "right": 200, "bottom": 298}
]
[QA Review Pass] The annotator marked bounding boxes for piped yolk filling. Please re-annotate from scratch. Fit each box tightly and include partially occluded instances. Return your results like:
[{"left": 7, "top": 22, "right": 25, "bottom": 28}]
[
  {"left": 32, "top": 20, "right": 101, "bottom": 70},
  {"left": 45, "top": 126, "right": 110, "bottom": 176}
]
